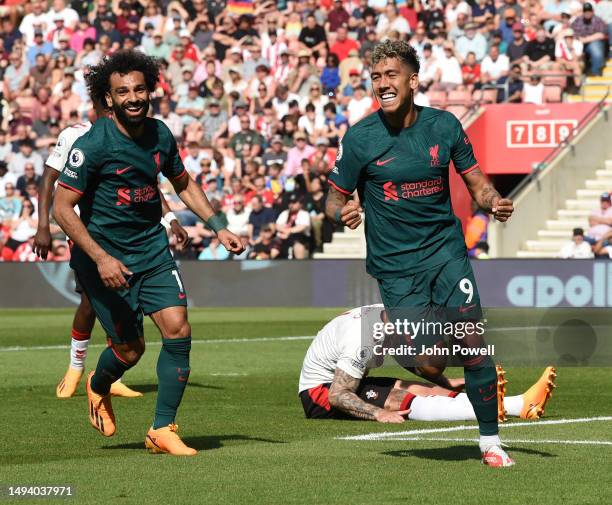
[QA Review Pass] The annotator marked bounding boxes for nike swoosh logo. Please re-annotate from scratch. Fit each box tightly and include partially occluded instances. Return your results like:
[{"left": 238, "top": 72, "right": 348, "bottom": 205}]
[
  {"left": 178, "top": 293, "right": 186, "bottom": 299},
  {"left": 116, "top": 166, "right": 132, "bottom": 175},
  {"left": 376, "top": 157, "right": 396, "bottom": 166},
  {"left": 483, "top": 393, "right": 497, "bottom": 402},
  {"left": 458, "top": 303, "right": 476, "bottom": 313}
]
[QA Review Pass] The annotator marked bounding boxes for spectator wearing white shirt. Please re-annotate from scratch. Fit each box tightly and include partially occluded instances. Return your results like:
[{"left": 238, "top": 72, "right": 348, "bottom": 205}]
[
  {"left": 182, "top": 142, "right": 208, "bottom": 176},
  {"left": 480, "top": 44, "right": 510, "bottom": 87},
  {"left": 522, "top": 74, "right": 544, "bottom": 104},
  {"left": 376, "top": 4, "right": 411, "bottom": 37},
  {"left": 555, "top": 29, "right": 584, "bottom": 86},
  {"left": 0, "top": 163, "right": 17, "bottom": 199},
  {"left": 586, "top": 192, "right": 612, "bottom": 243},
  {"left": 154, "top": 98, "right": 184, "bottom": 142},
  {"left": 434, "top": 43, "right": 463, "bottom": 90},
  {"left": 226, "top": 195, "right": 251, "bottom": 237},
  {"left": 276, "top": 194, "right": 311, "bottom": 259},
  {"left": 8, "top": 140, "right": 44, "bottom": 177},
  {"left": 44, "top": 0, "right": 79, "bottom": 31},
  {"left": 558, "top": 228, "right": 594, "bottom": 259},
  {"left": 418, "top": 43, "right": 438, "bottom": 90},
  {"left": 455, "top": 23, "right": 488, "bottom": 63},
  {"left": 19, "top": 0, "right": 49, "bottom": 46},
  {"left": 347, "top": 85, "right": 373, "bottom": 125}
]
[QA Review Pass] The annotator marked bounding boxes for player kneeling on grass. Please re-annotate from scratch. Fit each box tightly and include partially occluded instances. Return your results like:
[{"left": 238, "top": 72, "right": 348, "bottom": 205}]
[
  {"left": 299, "top": 306, "right": 557, "bottom": 448},
  {"left": 53, "top": 50, "right": 243, "bottom": 456}
]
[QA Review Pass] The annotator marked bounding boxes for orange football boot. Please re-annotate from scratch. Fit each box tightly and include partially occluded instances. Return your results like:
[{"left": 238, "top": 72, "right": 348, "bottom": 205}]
[
  {"left": 520, "top": 366, "right": 557, "bottom": 420},
  {"left": 496, "top": 364, "right": 508, "bottom": 423},
  {"left": 145, "top": 424, "right": 197, "bottom": 456},
  {"left": 86, "top": 371, "right": 116, "bottom": 436},
  {"left": 56, "top": 367, "right": 84, "bottom": 398},
  {"left": 110, "top": 381, "right": 143, "bottom": 398}
]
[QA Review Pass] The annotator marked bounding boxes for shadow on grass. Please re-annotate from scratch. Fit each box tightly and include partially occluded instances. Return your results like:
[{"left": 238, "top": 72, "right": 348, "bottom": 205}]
[
  {"left": 103, "top": 434, "right": 285, "bottom": 451},
  {"left": 382, "top": 445, "right": 556, "bottom": 461},
  {"left": 124, "top": 382, "right": 223, "bottom": 394}
]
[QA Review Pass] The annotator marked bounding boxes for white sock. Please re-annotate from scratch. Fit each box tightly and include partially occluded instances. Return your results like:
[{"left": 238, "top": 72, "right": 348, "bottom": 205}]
[
  {"left": 70, "top": 338, "right": 89, "bottom": 370},
  {"left": 504, "top": 395, "right": 524, "bottom": 417},
  {"left": 407, "top": 393, "right": 477, "bottom": 421},
  {"left": 479, "top": 434, "right": 501, "bottom": 452}
]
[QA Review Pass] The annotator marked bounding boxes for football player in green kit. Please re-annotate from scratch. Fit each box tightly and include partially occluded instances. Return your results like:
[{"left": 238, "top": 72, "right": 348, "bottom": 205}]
[
  {"left": 325, "top": 40, "right": 515, "bottom": 467},
  {"left": 53, "top": 50, "right": 243, "bottom": 456}
]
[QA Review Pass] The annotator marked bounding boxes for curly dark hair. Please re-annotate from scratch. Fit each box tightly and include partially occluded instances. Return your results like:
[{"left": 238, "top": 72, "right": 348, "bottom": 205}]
[
  {"left": 371, "top": 39, "right": 420, "bottom": 74},
  {"left": 85, "top": 50, "right": 160, "bottom": 106}
]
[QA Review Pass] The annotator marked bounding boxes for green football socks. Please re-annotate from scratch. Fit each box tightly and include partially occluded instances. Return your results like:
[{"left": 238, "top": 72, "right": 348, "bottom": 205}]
[
  {"left": 91, "top": 346, "right": 132, "bottom": 396},
  {"left": 464, "top": 358, "right": 499, "bottom": 436},
  {"left": 153, "top": 337, "right": 191, "bottom": 429}
]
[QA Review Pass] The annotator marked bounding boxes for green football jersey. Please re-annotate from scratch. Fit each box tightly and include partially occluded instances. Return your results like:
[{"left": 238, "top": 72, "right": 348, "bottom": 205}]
[
  {"left": 57, "top": 116, "right": 186, "bottom": 272},
  {"left": 329, "top": 106, "right": 478, "bottom": 279}
]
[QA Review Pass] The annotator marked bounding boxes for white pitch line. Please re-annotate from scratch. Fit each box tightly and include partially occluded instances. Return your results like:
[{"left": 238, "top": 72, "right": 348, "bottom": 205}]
[
  {"left": 3, "top": 321, "right": 608, "bottom": 353},
  {"left": 392, "top": 437, "right": 612, "bottom": 446},
  {"left": 0, "top": 335, "right": 314, "bottom": 353},
  {"left": 337, "top": 416, "right": 612, "bottom": 441}
]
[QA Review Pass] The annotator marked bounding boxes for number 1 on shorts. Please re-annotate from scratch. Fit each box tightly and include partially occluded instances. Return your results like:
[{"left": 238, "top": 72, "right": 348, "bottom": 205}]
[{"left": 172, "top": 269, "right": 184, "bottom": 292}]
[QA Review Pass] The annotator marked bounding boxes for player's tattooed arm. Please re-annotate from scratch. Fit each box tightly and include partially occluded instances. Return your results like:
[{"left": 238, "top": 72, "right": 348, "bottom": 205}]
[
  {"left": 328, "top": 368, "right": 381, "bottom": 420},
  {"left": 325, "top": 187, "right": 362, "bottom": 229},
  {"left": 461, "top": 167, "right": 514, "bottom": 222}
]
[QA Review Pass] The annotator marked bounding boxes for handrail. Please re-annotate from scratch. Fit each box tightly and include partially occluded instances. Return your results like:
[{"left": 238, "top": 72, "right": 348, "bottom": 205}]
[{"left": 507, "top": 89, "right": 609, "bottom": 200}]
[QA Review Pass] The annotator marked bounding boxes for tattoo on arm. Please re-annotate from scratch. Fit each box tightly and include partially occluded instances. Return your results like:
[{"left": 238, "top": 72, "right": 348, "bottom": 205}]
[
  {"left": 479, "top": 185, "right": 501, "bottom": 213},
  {"left": 328, "top": 368, "right": 381, "bottom": 420},
  {"left": 464, "top": 168, "right": 501, "bottom": 213},
  {"left": 324, "top": 186, "right": 348, "bottom": 224}
]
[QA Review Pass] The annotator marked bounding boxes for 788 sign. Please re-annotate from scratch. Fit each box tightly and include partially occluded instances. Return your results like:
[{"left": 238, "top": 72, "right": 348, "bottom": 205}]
[{"left": 507, "top": 119, "right": 578, "bottom": 148}]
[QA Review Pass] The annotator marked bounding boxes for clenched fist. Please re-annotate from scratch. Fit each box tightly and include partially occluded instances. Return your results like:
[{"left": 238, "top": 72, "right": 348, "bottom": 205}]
[
  {"left": 491, "top": 197, "right": 514, "bottom": 222},
  {"left": 340, "top": 200, "right": 362, "bottom": 229}
]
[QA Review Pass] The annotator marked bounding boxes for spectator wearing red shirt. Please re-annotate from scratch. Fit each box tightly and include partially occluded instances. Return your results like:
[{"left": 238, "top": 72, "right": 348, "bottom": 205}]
[
  {"left": 400, "top": 0, "right": 420, "bottom": 32},
  {"left": 327, "top": 0, "right": 350, "bottom": 33},
  {"left": 330, "top": 25, "right": 360, "bottom": 61},
  {"left": 46, "top": 16, "right": 74, "bottom": 49},
  {"left": 309, "top": 137, "right": 336, "bottom": 173},
  {"left": 177, "top": 29, "right": 199, "bottom": 63},
  {"left": 461, "top": 52, "right": 481, "bottom": 87}
]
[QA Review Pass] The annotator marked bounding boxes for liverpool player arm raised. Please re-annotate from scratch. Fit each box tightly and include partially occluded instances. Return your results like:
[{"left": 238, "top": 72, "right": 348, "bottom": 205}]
[
  {"left": 461, "top": 167, "right": 514, "bottom": 222},
  {"left": 328, "top": 368, "right": 409, "bottom": 423},
  {"left": 169, "top": 172, "right": 244, "bottom": 253},
  {"left": 53, "top": 187, "right": 132, "bottom": 290}
]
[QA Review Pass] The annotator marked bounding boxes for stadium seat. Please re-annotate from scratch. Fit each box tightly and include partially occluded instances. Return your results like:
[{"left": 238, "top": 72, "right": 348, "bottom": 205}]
[
  {"left": 472, "top": 88, "right": 498, "bottom": 104},
  {"left": 543, "top": 86, "right": 563, "bottom": 103},
  {"left": 446, "top": 105, "right": 469, "bottom": 120},
  {"left": 447, "top": 90, "right": 472, "bottom": 107},
  {"left": 426, "top": 90, "right": 447, "bottom": 108}
]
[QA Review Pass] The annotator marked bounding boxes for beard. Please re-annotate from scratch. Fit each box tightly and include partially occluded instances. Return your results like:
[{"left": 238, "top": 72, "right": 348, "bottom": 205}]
[{"left": 112, "top": 98, "right": 149, "bottom": 127}]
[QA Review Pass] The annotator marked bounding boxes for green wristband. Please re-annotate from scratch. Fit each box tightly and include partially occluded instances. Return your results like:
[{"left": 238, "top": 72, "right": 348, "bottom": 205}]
[
  {"left": 206, "top": 214, "right": 226, "bottom": 233},
  {"left": 334, "top": 209, "right": 342, "bottom": 224}
]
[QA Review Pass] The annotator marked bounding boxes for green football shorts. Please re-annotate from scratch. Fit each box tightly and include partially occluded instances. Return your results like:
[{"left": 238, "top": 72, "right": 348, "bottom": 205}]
[
  {"left": 377, "top": 255, "right": 484, "bottom": 368},
  {"left": 76, "top": 260, "right": 188, "bottom": 343},
  {"left": 377, "top": 255, "right": 483, "bottom": 323}
]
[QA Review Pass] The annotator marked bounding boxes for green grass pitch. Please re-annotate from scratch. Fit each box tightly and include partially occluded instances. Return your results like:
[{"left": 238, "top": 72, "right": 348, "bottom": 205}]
[{"left": 1, "top": 308, "right": 611, "bottom": 505}]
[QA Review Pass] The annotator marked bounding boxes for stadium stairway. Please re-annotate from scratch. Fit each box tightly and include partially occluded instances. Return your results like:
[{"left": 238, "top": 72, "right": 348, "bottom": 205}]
[
  {"left": 313, "top": 221, "right": 366, "bottom": 259},
  {"left": 567, "top": 58, "right": 612, "bottom": 103},
  {"left": 516, "top": 159, "right": 612, "bottom": 258}
]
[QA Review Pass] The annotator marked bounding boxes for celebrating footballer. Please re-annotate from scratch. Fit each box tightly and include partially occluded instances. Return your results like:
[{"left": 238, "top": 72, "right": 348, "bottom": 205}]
[
  {"left": 53, "top": 50, "right": 243, "bottom": 456},
  {"left": 326, "top": 40, "right": 515, "bottom": 467}
]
